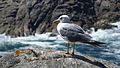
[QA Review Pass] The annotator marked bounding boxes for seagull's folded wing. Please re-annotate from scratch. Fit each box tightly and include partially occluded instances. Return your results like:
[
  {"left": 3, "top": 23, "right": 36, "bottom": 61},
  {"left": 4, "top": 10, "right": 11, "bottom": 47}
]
[{"left": 59, "top": 24, "right": 92, "bottom": 42}]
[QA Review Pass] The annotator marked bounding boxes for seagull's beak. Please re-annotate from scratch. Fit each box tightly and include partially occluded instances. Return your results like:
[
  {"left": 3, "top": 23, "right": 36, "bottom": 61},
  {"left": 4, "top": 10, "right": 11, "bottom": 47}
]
[{"left": 53, "top": 20, "right": 60, "bottom": 23}]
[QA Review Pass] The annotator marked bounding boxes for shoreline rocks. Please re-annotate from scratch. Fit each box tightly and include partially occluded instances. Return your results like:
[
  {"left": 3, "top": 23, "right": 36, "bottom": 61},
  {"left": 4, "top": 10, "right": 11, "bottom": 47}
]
[
  {"left": 0, "top": 49, "right": 120, "bottom": 68},
  {"left": 0, "top": 0, "right": 120, "bottom": 37}
]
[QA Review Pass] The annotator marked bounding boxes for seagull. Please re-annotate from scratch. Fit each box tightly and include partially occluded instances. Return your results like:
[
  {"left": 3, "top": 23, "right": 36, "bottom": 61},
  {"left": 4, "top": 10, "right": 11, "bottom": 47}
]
[{"left": 53, "top": 15, "right": 105, "bottom": 55}]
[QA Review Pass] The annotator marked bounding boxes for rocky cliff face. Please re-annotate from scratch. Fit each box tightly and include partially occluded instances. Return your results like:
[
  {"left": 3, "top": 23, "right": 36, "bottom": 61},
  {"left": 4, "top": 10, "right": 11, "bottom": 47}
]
[
  {"left": 0, "top": 49, "right": 120, "bottom": 68},
  {"left": 0, "top": 0, "right": 120, "bottom": 37}
]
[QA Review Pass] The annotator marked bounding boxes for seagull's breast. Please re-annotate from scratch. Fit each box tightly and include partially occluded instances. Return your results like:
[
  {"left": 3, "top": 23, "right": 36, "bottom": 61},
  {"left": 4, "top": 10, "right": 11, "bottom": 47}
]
[
  {"left": 57, "top": 23, "right": 69, "bottom": 40},
  {"left": 57, "top": 23, "right": 69, "bottom": 33},
  {"left": 57, "top": 23, "right": 65, "bottom": 31}
]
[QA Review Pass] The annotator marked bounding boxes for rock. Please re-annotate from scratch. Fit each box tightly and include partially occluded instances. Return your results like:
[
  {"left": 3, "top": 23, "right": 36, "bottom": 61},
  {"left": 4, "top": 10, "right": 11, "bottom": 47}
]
[
  {"left": 48, "top": 33, "right": 58, "bottom": 37},
  {"left": 0, "top": 0, "right": 120, "bottom": 37},
  {"left": 0, "top": 49, "right": 120, "bottom": 68},
  {"left": 94, "top": 19, "right": 117, "bottom": 31},
  {"left": 95, "top": 0, "right": 120, "bottom": 23}
]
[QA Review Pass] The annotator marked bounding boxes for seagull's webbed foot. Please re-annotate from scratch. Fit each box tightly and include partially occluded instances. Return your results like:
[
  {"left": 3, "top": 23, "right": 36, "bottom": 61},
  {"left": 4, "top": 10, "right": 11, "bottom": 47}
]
[
  {"left": 65, "top": 52, "right": 70, "bottom": 54},
  {"left": 65, "top": 52, "right": 75, "bottom": 55}
]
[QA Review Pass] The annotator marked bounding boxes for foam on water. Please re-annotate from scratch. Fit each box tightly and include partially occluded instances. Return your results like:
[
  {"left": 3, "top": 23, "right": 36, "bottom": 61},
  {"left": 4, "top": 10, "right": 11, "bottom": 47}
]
[
  {"left": 89, "top": 21, "right": 120, "bottom": 65},
  {"left": 0, "top": 22, "right": 120, "bottom": 65},
  {"left": 0, "top": 32, "right": 66, "bottom": 52}
]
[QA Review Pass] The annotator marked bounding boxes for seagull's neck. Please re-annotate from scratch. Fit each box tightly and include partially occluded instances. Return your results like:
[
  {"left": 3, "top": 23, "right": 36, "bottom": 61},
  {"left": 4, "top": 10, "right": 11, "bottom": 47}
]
[
  {"left": 59, "top": 22, "right": 70, "bottom": 24},
  {"left": 59, "top": 21, "right": 70, "bottom": 23},
  {"left": 57, "top": 23, "right": 69, "bottom": 30}
]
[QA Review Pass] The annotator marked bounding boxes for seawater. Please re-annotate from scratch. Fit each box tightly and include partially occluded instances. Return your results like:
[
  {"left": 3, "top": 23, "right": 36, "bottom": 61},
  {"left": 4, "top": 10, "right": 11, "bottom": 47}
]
[{"left": 0, "top": 22, "right": 120, "bottom": 66}]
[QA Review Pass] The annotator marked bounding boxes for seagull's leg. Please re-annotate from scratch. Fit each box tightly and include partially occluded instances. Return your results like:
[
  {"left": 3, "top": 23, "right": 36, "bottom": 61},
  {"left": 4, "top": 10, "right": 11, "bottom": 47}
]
[
  {"left": 72, "top": 42, "right": 76, "bottom": 55},
  {"left": 66, "top": 41, "right": 70, "bottom": 54}
]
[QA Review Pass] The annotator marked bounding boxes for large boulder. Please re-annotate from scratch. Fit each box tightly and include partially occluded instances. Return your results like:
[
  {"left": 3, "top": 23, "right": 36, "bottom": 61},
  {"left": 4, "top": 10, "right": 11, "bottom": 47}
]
[
  {"left": 0, "top": 0, "right": 120, "bottom": 37},
  {"left": 0, "top": 49, "right": 120, "bottom": 68}
]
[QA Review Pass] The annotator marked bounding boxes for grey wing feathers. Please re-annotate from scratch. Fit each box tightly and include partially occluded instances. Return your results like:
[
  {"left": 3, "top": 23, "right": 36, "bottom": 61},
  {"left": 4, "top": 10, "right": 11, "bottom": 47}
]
[
  {"left": 63, "top": 24, "right": 85, "bottom": 34},
  {"left": 60, "top": 24, "right": 92, "bottom": 42}
]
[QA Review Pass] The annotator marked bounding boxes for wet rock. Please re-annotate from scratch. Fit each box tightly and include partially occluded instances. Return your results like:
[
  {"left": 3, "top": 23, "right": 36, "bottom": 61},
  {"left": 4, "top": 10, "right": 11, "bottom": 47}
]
[
  {"left": 94, "top": 19, "right": 118, "bottom": 31},
  {"left": 0, "top": 54, "right": 20, "bottom": 68},
  {"left": 48, "top": 33, "right": 58, "bottom": 37},
  {"left": 0, "top": 49, "right": 120, "bottom": 68}
]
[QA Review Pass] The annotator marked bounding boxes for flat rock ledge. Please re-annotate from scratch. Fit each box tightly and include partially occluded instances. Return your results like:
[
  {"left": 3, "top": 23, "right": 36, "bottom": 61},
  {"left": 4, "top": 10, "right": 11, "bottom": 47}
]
[{"left": 0, "top": 49, "right": 120, "bottom": 68}]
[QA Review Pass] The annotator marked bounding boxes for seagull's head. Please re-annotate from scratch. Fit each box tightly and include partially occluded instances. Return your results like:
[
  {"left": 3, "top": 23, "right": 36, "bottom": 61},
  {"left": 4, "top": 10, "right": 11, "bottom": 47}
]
[{"left": 53, "top": 15, "right": 70, "bottom": 23}]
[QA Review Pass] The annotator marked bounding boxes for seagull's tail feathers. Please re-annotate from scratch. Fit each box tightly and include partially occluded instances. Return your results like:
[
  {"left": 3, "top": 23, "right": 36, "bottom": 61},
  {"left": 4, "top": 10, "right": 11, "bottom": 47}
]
[{"left": 85, "top": 40, "right": 105, "bottom": 46}]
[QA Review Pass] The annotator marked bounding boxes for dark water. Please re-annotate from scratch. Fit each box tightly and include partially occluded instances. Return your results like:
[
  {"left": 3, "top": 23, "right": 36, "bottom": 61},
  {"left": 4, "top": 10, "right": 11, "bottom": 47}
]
[{"left": 0, "top": 22, "right": 120, "bottom": 66}]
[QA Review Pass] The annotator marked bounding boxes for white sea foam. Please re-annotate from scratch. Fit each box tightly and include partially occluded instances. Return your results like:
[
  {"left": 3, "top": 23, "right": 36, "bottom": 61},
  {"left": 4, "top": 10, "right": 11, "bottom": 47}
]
[
  {"left": 0, "top": 32, "right": 66, "bottom": 52},
  {"left": 20, "top": 41, "right": 65, "bottom": 48},
  {"left": 90, "top": 21, "right": 120, "bottom": 40},
  {"left": 0, "top": 52, "right": 14, "bottom": 57},
  {"left": 90, "top": 21, "right": 120, "bottom": 57}
]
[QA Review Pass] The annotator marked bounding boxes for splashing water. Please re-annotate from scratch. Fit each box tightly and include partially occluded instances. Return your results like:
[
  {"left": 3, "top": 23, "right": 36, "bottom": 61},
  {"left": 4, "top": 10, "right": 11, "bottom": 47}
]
[{"left": 0, "top": 22, "right": 120, "bottom": 65}]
